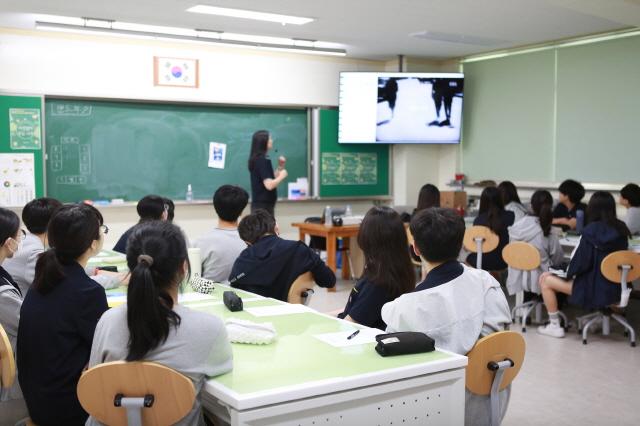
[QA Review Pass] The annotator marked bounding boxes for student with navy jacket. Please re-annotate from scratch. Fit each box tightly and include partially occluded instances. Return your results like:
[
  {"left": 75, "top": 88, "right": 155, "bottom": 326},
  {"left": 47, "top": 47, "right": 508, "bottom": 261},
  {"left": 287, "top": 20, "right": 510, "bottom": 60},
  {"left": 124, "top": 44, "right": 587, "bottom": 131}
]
[
  {"left": 467, "top": 186, "right": 515, "bottom": 271},
  {"left": 17, "top": 204, "right": 109, "bottom": 425},
  {"left": 113, "top": 195, "right": 168, "bottom": 253},
  {"left": 338, "top": 206, "right": 415, "bottom": 330},
  {"left": 230, "top": 209, "right": 335, "bottom": 301},
  {"left": 552, "top": 179, "right": 587, "bottom": 231},
  {"left": 538, "top": 191, "right": 630, "bottom": 338}
]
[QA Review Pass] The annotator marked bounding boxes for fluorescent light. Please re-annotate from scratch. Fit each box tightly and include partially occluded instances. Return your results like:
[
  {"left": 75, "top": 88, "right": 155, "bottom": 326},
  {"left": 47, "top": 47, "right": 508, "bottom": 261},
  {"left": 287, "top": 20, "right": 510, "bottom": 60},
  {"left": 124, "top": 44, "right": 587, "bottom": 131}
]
[
  {"left": 187, "top": 5, "right": 314, "bottom": 25},
  {"left": 34, "top": 16, "right": 346, "bottom": 57}
]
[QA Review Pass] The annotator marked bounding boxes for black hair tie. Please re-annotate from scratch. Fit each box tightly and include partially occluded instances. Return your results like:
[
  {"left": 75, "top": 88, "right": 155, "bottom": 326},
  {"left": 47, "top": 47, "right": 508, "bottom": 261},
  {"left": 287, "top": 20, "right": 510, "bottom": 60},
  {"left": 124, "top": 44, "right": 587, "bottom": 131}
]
[{"left": 137, "top": 254, "right": 154, "bottom": 267}]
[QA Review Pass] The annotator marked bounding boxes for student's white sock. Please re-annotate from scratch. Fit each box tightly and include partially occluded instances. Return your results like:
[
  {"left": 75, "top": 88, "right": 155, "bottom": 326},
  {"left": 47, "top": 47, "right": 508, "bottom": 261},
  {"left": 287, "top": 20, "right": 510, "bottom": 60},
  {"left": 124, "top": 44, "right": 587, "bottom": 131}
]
[{"left": 548, "top": 311, "right": 560, "bottom": 327}]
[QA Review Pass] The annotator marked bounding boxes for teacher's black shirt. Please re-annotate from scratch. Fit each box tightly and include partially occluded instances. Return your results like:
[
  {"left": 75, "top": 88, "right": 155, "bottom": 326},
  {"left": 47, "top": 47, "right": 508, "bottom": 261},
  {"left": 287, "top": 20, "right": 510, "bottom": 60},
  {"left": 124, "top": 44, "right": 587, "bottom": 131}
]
[{"left": 250, "top": 155, "right": 277, "bottom": 203}]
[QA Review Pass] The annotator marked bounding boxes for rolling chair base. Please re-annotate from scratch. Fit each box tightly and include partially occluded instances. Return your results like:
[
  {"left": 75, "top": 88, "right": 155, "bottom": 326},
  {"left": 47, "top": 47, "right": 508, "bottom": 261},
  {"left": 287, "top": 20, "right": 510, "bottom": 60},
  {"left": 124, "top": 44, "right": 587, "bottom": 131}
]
[{"left": 577, "top": 311, "right": 636, "bottom": 347}]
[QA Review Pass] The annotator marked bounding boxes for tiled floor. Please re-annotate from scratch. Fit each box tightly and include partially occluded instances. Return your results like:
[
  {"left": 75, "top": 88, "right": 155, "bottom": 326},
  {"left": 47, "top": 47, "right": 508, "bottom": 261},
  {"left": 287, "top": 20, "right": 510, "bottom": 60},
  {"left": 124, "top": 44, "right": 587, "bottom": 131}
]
[{"left": 309, "top": 276, "right": 640, "bottom": 426}]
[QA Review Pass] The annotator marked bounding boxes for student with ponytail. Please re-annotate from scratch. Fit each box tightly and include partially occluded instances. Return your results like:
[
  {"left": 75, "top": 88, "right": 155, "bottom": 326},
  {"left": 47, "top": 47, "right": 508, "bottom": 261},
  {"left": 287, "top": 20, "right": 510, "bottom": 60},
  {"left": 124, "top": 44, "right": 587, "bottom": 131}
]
[
  {"left": 87, "top": 221, "right": 232, "bottom": 426},
  {"left": 0, "top": 208, "right": 28, "bottom": 424},
  {"left": 17, "top": 204, "right": 109, "bottom": 425},
  {"left": 506, "top": 190, "right": 564, "bottom": 296}
]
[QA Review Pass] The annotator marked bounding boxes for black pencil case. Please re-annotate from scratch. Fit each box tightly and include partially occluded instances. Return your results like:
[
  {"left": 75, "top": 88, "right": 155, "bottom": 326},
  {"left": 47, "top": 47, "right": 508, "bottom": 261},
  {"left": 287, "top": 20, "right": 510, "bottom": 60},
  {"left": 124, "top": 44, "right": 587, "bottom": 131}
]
[
  {"left": 374, "top": 332, "right": 435, "bottom": 357},
  {"left": 223, "top": 291, "right": 243, "bottom": 312}
]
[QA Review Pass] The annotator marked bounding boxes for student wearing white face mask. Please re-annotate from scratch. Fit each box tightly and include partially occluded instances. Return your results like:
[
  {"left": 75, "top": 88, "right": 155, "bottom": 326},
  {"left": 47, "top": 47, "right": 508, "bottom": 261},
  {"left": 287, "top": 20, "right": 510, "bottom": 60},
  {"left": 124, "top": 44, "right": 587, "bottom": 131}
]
[{"left": 0, "top": 207, "right": 29, "bottom": 424}]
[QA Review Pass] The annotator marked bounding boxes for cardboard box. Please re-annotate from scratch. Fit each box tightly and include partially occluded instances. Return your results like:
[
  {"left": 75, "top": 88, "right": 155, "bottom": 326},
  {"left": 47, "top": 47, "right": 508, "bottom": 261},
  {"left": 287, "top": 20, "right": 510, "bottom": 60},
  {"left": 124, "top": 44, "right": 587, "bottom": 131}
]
[{"left": 440, "top": 191, "right": 467, "bottom": 209}]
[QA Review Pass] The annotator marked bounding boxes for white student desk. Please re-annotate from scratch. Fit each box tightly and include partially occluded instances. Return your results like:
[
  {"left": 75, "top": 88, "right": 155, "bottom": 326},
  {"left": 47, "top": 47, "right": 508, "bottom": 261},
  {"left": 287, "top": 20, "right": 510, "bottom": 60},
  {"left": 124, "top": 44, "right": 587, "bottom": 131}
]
[{"left": 100, "top": 257, "right": 468, "bottom": 425}]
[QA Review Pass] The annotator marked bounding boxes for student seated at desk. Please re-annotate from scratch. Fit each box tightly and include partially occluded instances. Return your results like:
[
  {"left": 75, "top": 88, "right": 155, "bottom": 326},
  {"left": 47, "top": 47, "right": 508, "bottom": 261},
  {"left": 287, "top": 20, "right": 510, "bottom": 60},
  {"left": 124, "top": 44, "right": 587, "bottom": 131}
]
[
  {"left": 467, "top": 186, "right": 515, "bottom": 271},
  {"left": 113, "top": 194, "right": 168, "bottom": 254},
  {"left": 538, "top": 191, "right": 630, "bottom": 338},
  {"left": 3, "top": 197, "right": 62, "bottom": 295},
  {"left": 194, "top": 185, "right": 248, "bottom": 282},
  {"left": 498, "top": 181, "right": 528, "bottom": 222},
  {"left": 507, "top": 190, "right": 564, "bottom": 296},
  {"left": 88, "top": 221, "right": 232, "bottom": 426},
  {"left": 552, "top": 179, "right": 586, "bottom": 231},
  {"left": 18, "top": 204, "right": 109, "bottom": 426},
  {"left": 381, "top": 208, "right": 511, "bottom": 426},
  {"left": 0, "top": 208, "right": 29, "bottom": 424},
  {"left": 620, "top": 183, "right": 640, "bottom": 235},
  {"left": 338, "top": 206, "right": 414, "bottom": 330},
  {"left": 415, "top": 183, "right": 440, "bottom": 213},
  {"left": 163, "top": 197, "right": 175, "bottom": 222},
  {"left": 230, "top": 209, "right": 336, "bottom": 301}
]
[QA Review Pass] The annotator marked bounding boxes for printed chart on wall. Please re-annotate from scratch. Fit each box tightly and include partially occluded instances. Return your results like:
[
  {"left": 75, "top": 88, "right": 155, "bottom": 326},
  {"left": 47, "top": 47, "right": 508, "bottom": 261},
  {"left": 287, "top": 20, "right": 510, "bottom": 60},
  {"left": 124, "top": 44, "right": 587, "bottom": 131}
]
[
  {"left": 0, "top": 153, "right": 36, "bottom": 206},
  {"left": 321, "top": 152, "right": 378, "bottom": 185}
]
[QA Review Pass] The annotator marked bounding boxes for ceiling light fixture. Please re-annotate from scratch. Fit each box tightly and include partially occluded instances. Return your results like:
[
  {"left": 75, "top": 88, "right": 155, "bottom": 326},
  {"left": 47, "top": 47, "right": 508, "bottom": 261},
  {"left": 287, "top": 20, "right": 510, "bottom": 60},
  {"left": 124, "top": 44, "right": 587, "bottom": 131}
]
[
  {"left": 186, "top": 5, "right": 314, "bottom": 25},
  {"left": 34, "top": 16, "right": 345, "bottom": 56}
]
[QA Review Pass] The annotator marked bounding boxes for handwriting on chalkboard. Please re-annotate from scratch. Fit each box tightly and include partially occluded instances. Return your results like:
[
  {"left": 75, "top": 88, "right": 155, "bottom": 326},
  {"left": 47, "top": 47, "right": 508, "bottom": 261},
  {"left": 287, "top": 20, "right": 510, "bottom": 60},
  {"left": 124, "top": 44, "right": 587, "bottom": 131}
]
[
  {"left": 51, "top": 104, "right": 92, "bottom": 117},
  {"left": 321, "top": 152, "right": 377, "bottom": 185}
]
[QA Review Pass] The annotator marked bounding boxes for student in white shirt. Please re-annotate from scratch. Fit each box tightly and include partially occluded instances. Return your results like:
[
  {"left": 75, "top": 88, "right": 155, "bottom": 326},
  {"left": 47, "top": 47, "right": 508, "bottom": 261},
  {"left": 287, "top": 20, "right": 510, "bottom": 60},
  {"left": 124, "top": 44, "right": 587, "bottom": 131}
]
[
  {"left": 620, "top": 183, "right": 640, "bottom": 235},
  {"left": 194, "top": 185, "right": 248, "bottom": 282},
  {"left": 506, "top": 190, "right": 564, "bottom": 296},
  {"left": 382, "top": 208, "right": 511, "bottom": 426},
  {"left": 3, "top": 197, "right": 62, "bottom": 295},
  {"left": 88, "top": 221, "right": 232, "bottom": 426}
]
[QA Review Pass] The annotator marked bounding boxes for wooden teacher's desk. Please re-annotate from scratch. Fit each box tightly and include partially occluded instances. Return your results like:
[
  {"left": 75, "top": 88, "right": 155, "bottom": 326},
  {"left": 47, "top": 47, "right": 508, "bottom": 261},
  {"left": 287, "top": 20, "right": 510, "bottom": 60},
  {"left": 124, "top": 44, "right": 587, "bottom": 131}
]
[{"left": 292, "top": 222, "right": 360, "bottom": 283}]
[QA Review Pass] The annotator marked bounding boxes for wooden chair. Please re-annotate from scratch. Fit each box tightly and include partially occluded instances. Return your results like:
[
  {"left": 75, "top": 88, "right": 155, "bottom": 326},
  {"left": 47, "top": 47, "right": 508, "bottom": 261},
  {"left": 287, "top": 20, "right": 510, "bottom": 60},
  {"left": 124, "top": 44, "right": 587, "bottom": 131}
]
[
  {"left": 77, "top": 361, "right": 196, "bottom": 426},
  {"left": 466, "top": 331, "right": 526, "bottom": 426},
  {"left": 0, "top": 323, "right": 16, "bottom": 392},
  {"left": 578, "top": 250, "right": 640, "bottom": 347},
  {"left": 287, "top": 271, "right": 316, "bottom": 305},
  {"left": 464, "top": 225, "right": 499, "bottom": 269}
]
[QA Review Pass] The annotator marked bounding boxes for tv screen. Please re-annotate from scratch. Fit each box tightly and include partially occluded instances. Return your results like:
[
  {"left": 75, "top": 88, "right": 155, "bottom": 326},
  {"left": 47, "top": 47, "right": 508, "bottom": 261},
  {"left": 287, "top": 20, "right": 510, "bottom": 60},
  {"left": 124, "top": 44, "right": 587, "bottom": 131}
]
[{"left": 338, "top": 72, "right": 464, "bottom": 144}]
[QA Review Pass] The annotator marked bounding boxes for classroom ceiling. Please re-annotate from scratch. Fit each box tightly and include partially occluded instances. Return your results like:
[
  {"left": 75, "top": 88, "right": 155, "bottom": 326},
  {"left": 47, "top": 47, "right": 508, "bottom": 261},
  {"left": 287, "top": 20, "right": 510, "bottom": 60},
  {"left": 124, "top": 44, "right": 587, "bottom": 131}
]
[{"left": 0, "top": 0, "right": 639, "bottom": 60}]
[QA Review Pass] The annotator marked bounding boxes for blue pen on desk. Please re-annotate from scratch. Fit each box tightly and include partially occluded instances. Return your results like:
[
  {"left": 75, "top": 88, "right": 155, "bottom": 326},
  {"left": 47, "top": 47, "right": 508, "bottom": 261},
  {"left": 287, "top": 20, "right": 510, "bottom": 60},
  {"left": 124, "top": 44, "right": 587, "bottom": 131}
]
[{"left": 347, "top": 329, "right": 360, "bottom": 340}]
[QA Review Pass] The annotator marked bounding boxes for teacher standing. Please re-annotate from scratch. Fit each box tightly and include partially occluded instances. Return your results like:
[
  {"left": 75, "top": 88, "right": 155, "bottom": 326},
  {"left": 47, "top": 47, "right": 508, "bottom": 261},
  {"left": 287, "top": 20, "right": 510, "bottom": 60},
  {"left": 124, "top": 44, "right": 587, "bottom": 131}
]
[{"left": 248, "top": 130, "right": 287, "bottom": 217}]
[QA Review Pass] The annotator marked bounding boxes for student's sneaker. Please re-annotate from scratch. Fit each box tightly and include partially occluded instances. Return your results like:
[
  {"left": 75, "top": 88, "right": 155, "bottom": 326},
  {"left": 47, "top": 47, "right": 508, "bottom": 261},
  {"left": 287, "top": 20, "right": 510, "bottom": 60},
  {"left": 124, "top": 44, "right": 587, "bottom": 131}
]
[
  {"left": 439, "top": 119, "right": 451, "bottom": 127},
  {"left": 428, "top": 120, "right": 440, "bottom": 126},
  {"left": 537, "top": 323, "right": 565, "bottom": 338}
]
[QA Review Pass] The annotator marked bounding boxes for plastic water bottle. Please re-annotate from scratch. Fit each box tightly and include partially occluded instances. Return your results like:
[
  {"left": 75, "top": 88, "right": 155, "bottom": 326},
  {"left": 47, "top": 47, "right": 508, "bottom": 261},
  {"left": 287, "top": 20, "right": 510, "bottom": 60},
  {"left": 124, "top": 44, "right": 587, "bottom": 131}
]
[
  {"left": 345, "top": 204, "right": 352, "bottom": 217},
  {"left": 576, "top": 210, "right": 584, "bottom": 234},
  {"left": 186, "top": 184, "right": 194, "bottom": 202},
  {"left": 324, "top": 206, "right": 332, "bottom": 226}
]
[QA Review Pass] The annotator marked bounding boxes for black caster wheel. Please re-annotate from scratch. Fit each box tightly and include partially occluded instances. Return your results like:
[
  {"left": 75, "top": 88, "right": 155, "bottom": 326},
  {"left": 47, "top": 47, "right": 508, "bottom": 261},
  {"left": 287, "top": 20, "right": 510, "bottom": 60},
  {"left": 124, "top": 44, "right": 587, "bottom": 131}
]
[
  {"left": 582, "top": 339, "right": 587, "bottom": 345},
  {"left": 522, "top": 328, "right": 526, "bottom": 333},
  {"left": 632, "top": 342, "right": 636, "bottom": 347}
]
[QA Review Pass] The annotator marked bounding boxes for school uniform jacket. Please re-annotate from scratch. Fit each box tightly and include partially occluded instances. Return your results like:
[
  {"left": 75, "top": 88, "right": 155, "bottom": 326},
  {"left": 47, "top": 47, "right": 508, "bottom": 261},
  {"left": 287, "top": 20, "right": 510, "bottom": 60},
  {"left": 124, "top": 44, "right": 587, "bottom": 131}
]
[
  {"left": 2, "top": 233, "right": 43, "bottom": 295},
  {"left": 567, "top": 221, "right": 628, "bottom": 309},
  {"left": 229, "top": 235, "right": 336, "bottom": 301},
  {"left": 0, "top": 266, "right": 23, "bottom": 404}
]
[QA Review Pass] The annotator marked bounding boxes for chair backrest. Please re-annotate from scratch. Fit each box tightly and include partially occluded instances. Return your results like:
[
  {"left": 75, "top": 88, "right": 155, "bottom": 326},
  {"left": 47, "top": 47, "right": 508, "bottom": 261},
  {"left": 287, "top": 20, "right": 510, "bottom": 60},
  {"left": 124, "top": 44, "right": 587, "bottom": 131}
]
[
  {"left": 77, "top": 361, "right": 196, "bottom": 426},
  {"left": 287, "top": 271, "right": 316, "bottom": 305},
  {"left": 600, "top": 250, "right": 640, "bottom": 283},
  {"left": 0, "top": 324, "right": 16, "bottom": 389},
  {"left": 502, "top": 242, "right": 541, "bottom": 271},
  {"left": 464, "top": 225, "right": 499, "bottom": 254},
  {"left": 466, "top": 331, "right": 525, "bottom": 396}
]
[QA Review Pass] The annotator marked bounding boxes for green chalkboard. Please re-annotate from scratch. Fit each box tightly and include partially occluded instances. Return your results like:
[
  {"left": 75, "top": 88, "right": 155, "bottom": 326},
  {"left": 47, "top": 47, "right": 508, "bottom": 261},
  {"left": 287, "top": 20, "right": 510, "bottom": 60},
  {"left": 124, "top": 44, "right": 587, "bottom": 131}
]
[
  {"left": 45, "top": 99, "right": 308, "bottom": 202},
  {"left": 0, "top": 95, "right": 45, "bottom": 206},
  {"left": 319, "top": 109, "right": 389, "bottom": 197}
]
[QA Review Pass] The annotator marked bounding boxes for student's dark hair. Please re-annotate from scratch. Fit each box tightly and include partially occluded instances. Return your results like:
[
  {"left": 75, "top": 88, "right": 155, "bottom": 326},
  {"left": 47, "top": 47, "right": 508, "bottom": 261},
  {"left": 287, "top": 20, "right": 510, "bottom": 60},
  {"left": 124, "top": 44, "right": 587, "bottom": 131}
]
[
  {"left": 0, "top": 208, "right": 20, "bottom": 245},
  {"left": 586, "top": 191, "right": 630, "bottom": 237},
  {"left": 357, "top": 207, "right": 415, "bottom": 298},
  {"left": 163, "top": 198, "right": 175, "bottom": 222},
  {"left": 21, "top": 197, "right": 63, "bottom": 234},
  {"left": 558, "top": 179, "right": 585, "bottom": 204},
  {"left": 498, "top": 181, "right": 521, "bottom": 205},
  {"left": 248, "top": 130, "right": 270, "bottom": 171},
  {"left": 238, "top": 209, "right": 276, "bottom": 244},
  {"left": 530, "top": 190, "right": 554, "bottom": 236},
  {"left": 136, "top": 195, "right": 166, "bottom": 222},
  {"left": 479, "top": 186, "right": 506, "bottom": 233},
  {"left": 125, "top": 221, "right": 189, "bottom": 361},
  {"left": 416, "top": 184, "right": 440, "bottom": 212},
  {"left": 620, "top": 183, "right": 640, "bottom": 207},
  {"left": 33, "top": 204, "right": 103, "bottom": 294},
  {"left": 213, "top": 185, "right": 249, "bottom": 222},
  {"left": 410, "top": 208, "right": 465, "bottom": 263}
]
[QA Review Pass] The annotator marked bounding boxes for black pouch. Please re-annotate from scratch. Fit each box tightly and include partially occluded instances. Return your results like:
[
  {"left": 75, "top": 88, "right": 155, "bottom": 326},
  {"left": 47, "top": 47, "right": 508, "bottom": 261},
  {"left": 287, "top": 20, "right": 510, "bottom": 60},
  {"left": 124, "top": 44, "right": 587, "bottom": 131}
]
[
  {"left": 223, "top": 291, "right": 243, "bottom": 312},
  {"left": 374, "top": 332, "right": 435, "bottom": 357}
]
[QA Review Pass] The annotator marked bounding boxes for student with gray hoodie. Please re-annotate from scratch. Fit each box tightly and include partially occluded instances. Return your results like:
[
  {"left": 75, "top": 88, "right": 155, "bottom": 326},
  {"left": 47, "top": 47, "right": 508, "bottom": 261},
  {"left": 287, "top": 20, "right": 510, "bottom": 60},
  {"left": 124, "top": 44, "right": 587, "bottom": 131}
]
[{"left": 506, "top": 190, "right": 564, "bottom": 296}]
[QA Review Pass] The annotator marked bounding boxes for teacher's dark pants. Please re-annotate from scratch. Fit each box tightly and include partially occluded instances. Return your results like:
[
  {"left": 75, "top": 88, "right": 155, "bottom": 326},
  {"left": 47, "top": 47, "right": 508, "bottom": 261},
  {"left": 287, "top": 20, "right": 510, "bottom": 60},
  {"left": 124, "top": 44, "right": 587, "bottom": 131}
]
[{"left": 251, "top": 201, "right": 275, "bottom": 218}]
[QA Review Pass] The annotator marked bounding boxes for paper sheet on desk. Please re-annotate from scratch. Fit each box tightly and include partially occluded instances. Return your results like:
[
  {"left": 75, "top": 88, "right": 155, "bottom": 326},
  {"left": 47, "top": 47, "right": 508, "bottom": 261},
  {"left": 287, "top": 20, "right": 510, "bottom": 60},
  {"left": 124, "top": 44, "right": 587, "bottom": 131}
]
[
  {"left": 314, "top": 329, "right": 379, "bottom": 348},
  {"left": 245, "top": 304, "right": 311, "bottom": 317},
  {"left": 108, "top": 291, "right": 213, "bottom": 308}
]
